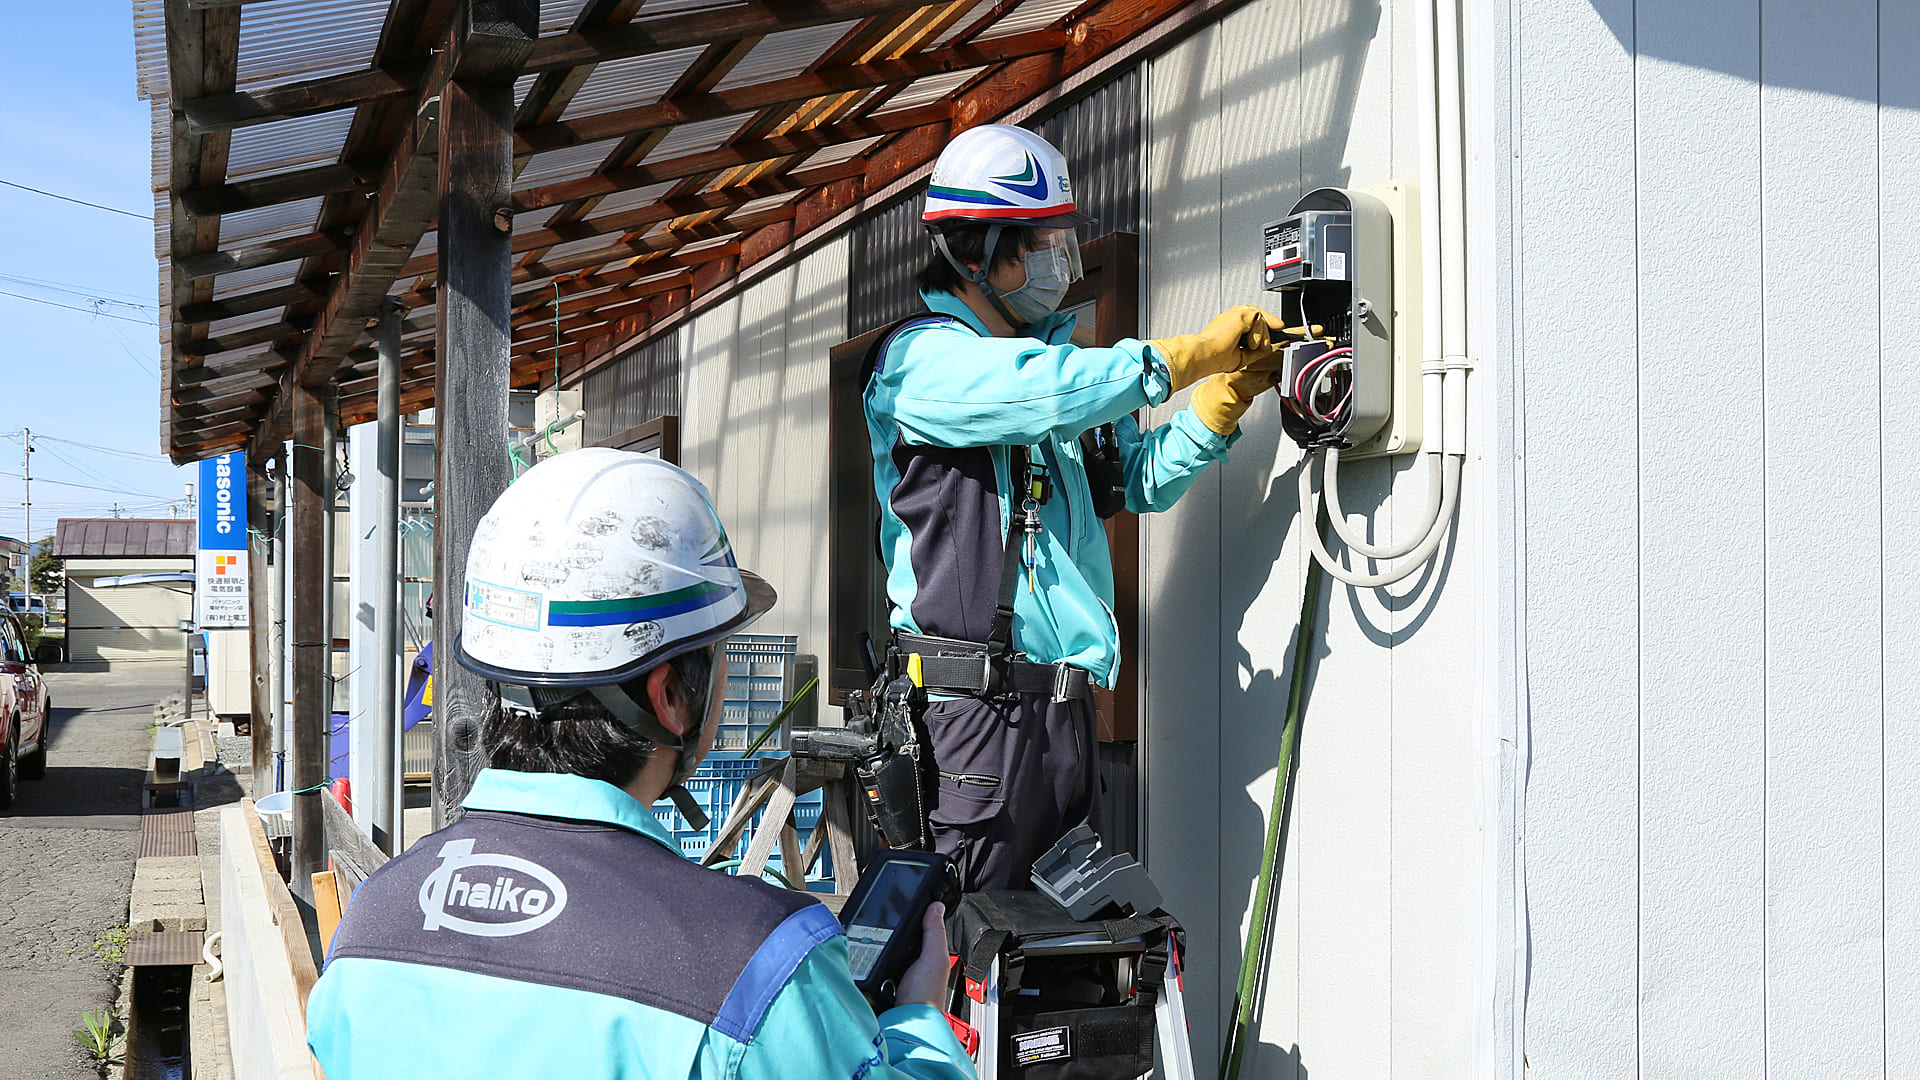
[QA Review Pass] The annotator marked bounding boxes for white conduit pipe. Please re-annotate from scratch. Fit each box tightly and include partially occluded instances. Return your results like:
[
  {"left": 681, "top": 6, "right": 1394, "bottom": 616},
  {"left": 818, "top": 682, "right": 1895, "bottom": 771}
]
[
  {"left": 1304, "top": 454, "right": 1462, "bottom": 588},
  {"left": 1323, "top": 447, "right": 1445, "bottom": 559},
  {"left": 1305, "top": 0, "right": 1471, "bottom": 588}
]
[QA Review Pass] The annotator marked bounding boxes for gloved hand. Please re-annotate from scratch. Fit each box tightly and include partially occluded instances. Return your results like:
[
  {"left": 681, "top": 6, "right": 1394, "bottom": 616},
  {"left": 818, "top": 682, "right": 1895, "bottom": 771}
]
[
  {"left": 1190, "top": 367, "right": 1281, "bottom": 436},
  {"left": 1147, "top": 305, "right": 1286, "bottom": 392}
]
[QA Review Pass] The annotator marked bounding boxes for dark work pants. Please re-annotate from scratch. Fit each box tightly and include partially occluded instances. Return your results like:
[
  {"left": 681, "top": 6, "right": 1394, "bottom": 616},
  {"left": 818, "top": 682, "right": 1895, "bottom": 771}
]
[{"left": 923, "top": 692, "right": 1099, "bottom": 892}]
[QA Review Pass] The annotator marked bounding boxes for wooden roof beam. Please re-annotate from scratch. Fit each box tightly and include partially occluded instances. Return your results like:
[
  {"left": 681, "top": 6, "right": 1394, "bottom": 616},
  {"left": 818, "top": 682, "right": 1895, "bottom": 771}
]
[
  {"left": 514, "top": 29, "right": 1062, "bottom": 156},
  {"left": 184, "top": 0, "right": 940, "bottom": 133},
  {"left": 515, "top": 101, "right": 950, "bottom": 211}
]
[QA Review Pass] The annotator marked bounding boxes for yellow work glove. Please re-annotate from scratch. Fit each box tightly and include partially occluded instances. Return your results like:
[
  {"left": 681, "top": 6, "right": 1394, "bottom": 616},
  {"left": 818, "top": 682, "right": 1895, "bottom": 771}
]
[
  {"left": 1147, "top": 305, "right": 1286, "bottom": 393},
  {"left": 1190, "top": 368, "right": 1281, "bottom": 436}
]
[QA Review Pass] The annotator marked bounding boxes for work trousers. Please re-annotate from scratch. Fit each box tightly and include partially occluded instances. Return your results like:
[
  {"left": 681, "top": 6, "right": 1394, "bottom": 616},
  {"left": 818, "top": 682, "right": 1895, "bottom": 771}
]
[{"left": 923, "top": 691, "right": 1099, "bottom": 892}]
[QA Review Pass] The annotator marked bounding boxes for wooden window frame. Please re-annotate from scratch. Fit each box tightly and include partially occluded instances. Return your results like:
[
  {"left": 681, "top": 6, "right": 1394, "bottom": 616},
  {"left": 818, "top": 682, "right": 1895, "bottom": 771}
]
[{"left": 596, "top": 415, "right": 680, "bottom": 463}]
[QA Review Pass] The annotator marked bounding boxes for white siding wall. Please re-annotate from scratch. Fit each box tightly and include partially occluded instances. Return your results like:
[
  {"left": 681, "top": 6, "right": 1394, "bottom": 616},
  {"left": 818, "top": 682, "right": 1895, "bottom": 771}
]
[
  {"left": 1142, "top": 2, "right": 1480, "bottom": 1076},
  {"left": 1497, "top": 0, "right": 1919, "bottom": 1073},
  {"left": 681, "top": 237, "right": 849, "bottom": 692}
]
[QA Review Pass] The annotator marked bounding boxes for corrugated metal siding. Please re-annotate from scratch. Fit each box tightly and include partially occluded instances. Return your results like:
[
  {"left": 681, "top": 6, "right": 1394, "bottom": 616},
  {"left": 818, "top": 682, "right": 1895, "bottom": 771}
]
[
  {"left": 847, "top": 68, "right": 1143, "bottom": 335},
  {"left": 582, "top": 334, "right": 682, "bottom": 443},
  {"left": 68, "top": 581, "right": 193, "bottom": 631},
  {"left": 70, "top": 628, "right": 186, "bottom": 663}
]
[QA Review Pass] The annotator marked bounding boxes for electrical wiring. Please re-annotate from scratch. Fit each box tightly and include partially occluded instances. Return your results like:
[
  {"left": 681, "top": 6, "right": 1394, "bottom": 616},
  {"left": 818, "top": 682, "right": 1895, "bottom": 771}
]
[
  {"left": 0, "top": 288, "right": 157, "bottom": 325},
  {"left": 26, "top": 433, "right": 166, "bottom": 460},
  {"left": 1301, "top": 452, "right": 1461, "bottom": 589},
  {"left": 0, "top": 272, "right": 156, "bottom": 309},
  {"left": 1322, "top": 447, "right": 1447, "bottom": 560},
  {"left": 0, "top": 179, "right": 150, "bottom": 220}
]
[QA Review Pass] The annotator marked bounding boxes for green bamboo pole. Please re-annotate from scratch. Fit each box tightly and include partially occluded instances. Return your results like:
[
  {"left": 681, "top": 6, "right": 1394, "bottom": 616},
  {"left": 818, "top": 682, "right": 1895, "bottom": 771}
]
[{"left": 1220, "top": 519, "right": 1327, "bottom": 1080}]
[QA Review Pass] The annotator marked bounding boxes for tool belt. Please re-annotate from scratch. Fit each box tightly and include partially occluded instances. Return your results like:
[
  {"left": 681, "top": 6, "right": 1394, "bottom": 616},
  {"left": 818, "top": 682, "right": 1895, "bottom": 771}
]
[{"left": 894, "top": 632, "right": 1091, "bottom": 703}]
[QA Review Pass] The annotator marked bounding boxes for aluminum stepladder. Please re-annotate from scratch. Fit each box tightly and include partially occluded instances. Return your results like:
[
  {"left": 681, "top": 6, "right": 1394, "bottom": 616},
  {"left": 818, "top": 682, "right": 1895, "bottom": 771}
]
[{"left": 956, "top": 935, "right": 1197, "bottom": 1080}]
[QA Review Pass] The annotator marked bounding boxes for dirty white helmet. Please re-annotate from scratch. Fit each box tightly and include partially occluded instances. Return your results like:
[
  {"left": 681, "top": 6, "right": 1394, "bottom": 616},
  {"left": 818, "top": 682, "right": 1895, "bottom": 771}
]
[
  {"left": 454, "top": 448, "right": 774, "bottom": 690},
  {"left": 923, "top": 124, "right": 1092, "bottom": 228}
]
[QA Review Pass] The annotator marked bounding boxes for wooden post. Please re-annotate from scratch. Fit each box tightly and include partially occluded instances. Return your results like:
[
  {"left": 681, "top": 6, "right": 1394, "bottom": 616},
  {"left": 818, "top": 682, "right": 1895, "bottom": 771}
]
[
  {"left": 431, "top": 0, "right": 538, "bottom": 828},
  {"left": 289, "top": 381, "right": 328, "bottom": 897},
  {"left": 246, "top": 453, "right": 275, "bottom": 797}
]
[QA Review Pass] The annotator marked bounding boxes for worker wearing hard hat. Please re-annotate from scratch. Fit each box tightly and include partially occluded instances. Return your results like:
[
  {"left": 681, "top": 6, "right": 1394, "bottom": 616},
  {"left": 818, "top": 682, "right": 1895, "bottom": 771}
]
[
  {"left": 306, "top": 450, "right": 974, "bottom": 1080},
  {"left": 864, "top": 124, "right": 1288, "bottom": 890}
]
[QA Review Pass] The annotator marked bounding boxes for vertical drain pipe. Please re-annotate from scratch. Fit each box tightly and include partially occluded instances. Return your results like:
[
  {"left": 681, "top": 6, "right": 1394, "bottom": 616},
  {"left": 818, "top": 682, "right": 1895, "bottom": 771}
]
[{"left": 370, "top": 299, "right": 404, "bottom": 853}]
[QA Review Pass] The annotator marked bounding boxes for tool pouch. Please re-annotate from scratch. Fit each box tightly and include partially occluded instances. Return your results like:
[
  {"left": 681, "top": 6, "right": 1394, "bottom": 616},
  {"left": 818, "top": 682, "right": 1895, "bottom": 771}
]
[
  {"left": 950, "top": 891, "right": 1182, "bottom": 1080},
  {"left": 848, "top": 673, "right": 934, "bottom": 849}
]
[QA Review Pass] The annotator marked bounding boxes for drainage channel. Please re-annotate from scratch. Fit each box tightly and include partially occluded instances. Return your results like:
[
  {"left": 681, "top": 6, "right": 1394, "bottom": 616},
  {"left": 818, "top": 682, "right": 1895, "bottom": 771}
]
[{"left": 126, "top": 965, "right": 191, "bottom": 1080}]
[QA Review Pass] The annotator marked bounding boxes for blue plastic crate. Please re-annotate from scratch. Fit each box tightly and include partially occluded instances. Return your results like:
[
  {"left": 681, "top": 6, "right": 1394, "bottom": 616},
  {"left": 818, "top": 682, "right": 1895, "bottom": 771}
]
[
  {"left": 652, "top": 752, "right": 833, "bottom": 885},
  {"left": 719, "top": 634, "right": 797, "bottom": 751}
]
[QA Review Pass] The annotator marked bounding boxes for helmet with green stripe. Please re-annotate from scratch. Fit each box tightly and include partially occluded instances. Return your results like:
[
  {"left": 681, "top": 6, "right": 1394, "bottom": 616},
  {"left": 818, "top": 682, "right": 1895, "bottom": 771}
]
[
  {"left": 454, "top": 448, "right": 775, "bottom": 780},
  {"left": 923, "top": 124, "right": 1091, "bottom": 228}
]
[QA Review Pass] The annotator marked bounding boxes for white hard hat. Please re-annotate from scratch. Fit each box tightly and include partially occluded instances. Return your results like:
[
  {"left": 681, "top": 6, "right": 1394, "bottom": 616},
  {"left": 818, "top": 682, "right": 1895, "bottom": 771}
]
[
  {"left": 923, "top": 124, "right": 1093, "bottom": 229},
  {"left": 454, "top": 448, "right": 775, "bottom": 689}
]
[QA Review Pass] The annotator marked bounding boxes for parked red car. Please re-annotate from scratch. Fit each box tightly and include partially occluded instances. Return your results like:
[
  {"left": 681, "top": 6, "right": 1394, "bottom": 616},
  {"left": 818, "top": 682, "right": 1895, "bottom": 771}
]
[{"left": 0, "top": 608, "right": 49, "bottom": 809}]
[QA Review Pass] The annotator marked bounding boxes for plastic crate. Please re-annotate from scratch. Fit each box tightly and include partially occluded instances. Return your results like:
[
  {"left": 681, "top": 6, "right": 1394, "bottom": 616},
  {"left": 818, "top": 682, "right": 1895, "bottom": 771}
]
[
  {"left": 718, "top": 634, "right": 797, "bottom": 750},
  {"left": 653, "top": 752, "right": 834, "bottom": 886}
]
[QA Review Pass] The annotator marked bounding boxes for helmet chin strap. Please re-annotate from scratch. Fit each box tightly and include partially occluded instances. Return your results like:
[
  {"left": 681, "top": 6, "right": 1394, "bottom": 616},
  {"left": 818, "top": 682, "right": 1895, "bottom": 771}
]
[{"left": 932, "top": 225, "right": 1031, "bottom": 334}]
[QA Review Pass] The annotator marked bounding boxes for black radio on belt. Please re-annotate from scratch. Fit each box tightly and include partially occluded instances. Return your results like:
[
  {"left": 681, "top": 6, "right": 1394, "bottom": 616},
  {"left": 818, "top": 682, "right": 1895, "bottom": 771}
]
[{"left": 838, "top": 849, "right": 960, "bottom": 1008}]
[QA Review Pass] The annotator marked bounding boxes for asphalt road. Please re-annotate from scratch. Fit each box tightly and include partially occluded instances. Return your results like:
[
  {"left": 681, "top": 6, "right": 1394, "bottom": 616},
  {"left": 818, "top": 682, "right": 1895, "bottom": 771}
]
[{"left": 0, "top": 667, "right": 177, "bottom": 1078}]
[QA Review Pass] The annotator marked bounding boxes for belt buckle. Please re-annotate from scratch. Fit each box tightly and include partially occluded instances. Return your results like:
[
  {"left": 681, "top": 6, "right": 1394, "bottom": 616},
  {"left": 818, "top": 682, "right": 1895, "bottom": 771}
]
[{"left": 1050, "top": 663, "right": 1075, "bottom": 704}]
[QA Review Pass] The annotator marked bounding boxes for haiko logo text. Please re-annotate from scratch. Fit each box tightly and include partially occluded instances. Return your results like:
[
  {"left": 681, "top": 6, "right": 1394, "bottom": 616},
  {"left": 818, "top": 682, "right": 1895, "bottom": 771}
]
[{"left": 418, "top": 839, "right": 569, "bottom": 937}]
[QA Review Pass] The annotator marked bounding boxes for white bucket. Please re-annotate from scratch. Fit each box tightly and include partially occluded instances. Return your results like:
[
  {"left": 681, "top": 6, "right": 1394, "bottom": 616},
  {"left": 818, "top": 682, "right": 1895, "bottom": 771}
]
[{"left": 255, "top": 790, "right": 293, "bottom": 824}]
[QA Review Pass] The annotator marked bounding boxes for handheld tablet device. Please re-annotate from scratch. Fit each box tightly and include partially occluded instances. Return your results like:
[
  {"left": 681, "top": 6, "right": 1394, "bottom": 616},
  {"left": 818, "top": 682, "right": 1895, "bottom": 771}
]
[{"left": 838, "top": 849, "right": 960, "bottom": 1006}]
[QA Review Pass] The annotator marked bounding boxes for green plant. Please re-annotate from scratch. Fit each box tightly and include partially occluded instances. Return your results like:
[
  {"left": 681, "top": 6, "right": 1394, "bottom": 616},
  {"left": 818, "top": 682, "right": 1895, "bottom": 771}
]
[
  {"left": 91, "top": 923, "right": 129, "bottom": 966},
  {"left": 72, "top": 1009, "right": 123, "bottom": 1071}
]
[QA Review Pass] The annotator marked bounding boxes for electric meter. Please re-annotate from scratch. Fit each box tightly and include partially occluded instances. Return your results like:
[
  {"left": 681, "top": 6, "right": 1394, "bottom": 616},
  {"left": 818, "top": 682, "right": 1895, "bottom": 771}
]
[{"left": 1262, "top": 188, "right": 1397, "bottom": 452}]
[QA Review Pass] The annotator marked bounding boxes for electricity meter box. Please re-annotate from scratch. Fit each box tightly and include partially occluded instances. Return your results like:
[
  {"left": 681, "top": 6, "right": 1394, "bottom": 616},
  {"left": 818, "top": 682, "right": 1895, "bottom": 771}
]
[{"left": 1260, "top": 182, "right": 1421, "bottom": 457}]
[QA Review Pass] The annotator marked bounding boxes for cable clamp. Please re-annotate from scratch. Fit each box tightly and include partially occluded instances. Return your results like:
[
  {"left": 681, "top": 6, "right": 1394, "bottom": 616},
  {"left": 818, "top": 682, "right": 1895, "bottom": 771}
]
[
  {"left": 1442, "top": 353, "right": 1474, "bottom": 372},
  {"left": 1420, "top": 358, "right": 1447, "bottom": 376}
]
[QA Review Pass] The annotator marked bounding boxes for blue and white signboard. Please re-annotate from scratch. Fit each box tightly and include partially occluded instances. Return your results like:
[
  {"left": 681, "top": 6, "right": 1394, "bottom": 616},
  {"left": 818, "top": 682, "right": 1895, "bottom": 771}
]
[{"left": 196, "top": 452, "right": 249, "bottom": 627}]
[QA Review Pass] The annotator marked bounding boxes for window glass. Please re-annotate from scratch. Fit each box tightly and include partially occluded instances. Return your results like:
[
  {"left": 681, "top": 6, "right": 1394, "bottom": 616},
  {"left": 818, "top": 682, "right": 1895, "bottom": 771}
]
[{"left": 0, "top": 619, "right": 21, "bottom": 662}]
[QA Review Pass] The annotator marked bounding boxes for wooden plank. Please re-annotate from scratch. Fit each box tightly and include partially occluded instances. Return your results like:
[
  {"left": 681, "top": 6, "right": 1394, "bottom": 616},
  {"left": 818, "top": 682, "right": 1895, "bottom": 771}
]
[
  {"left": 311, "top": 871, "right": 343, "bottom": 955},
  {"left": 288, "top": 96, "right": 441, "bottom": 388},
  {"left": 514, "top": 101, "right": 951, "bottom": 212},
  {"left": 289, "top": 381, "right": 329, "bottom": 894},
  {"left": 179, "top": 282, "right": 324, "bottom": 324},
  {"left": 1760, "top": 0, "right": 1883, "bottom": 1071},
  {"left": 176, "top": 232, "right": 349, "bottom": 283},
  {"left": 179, "top": 162, "right": 373, "bottom": 218},
  {"left": 432, "top": 64, "right": 527, "bottom": 823},
  {"left": 1885, "top": 2, "right": 1920, "bottom": 1068},
  {"left": 1633, "top": 2, "right": 1765, "bottom": 1073},
  {"left": 1512, "top": 0, "right": 1639, "bottom": 1072},
  {"left": 515, "top": 29, "right": 1062, "bottom": 155},
  {"left": 179, "top": 0, "right": 933, "bottom": 132},
  {"left": 524, "top": 0, "right": 938, "bottom": 75},
  {"left": 247, "top": 453, "right": 275, "bottom": 796}
]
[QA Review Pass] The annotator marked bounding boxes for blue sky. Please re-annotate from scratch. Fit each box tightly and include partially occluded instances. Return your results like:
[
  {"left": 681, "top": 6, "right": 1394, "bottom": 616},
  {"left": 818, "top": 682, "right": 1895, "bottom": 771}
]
[{"left": 0, "top": 0, "right": 195, "bottom": 542}]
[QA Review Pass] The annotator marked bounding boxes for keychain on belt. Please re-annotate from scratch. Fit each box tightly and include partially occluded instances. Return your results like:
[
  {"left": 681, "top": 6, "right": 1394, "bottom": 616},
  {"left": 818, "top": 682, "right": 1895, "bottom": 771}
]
[{"left": 1021, "top": 454, "right": 1053, "bottom": 593}]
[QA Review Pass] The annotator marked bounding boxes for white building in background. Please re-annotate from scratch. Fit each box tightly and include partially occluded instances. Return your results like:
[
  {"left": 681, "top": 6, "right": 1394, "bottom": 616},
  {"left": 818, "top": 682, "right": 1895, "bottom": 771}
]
[{"left": 568, "top": 2, "right": 1917, "bottom": 1075}]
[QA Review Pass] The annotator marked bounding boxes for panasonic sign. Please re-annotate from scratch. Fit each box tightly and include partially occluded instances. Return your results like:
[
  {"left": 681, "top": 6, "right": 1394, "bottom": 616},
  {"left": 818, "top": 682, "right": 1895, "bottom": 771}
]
[{"left": 196, "top": 452, "right": 250, "bottom": 628}]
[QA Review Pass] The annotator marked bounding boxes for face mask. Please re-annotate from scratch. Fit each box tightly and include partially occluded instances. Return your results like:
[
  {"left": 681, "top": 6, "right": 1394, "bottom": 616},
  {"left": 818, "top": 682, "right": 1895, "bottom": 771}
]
[{"left": 998, "top": 232, "right": 1084, "bottom": 325}]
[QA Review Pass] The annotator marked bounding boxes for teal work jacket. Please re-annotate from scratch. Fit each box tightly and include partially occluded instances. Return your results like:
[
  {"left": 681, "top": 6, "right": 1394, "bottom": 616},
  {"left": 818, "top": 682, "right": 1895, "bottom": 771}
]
[
  {"left": 865, "top": 288, "right": 1239, "bottom": 687},
  {"left": 306, "top": 769, "right": 977, "bottom": 1080}
]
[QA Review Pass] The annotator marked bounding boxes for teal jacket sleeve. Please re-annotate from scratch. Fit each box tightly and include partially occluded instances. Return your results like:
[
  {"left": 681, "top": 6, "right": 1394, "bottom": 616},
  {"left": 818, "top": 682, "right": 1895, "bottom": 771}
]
[
  {"left": 880, "top": 326, "right": 1173, "bottom": 449},
  {"left": 734, "top": 936, "right": 977, "bottom": 1080},
  {"left": 1116, "top": 407, "right": 1241, "bottom": 513}
]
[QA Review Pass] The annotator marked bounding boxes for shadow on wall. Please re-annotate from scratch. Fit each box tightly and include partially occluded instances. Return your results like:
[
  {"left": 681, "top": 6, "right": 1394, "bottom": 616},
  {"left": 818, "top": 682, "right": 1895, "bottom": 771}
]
[
  {"left": 1139, "top": 0, "right": 1485, "bottom": 1075},
  {"left": 1587, "top": 0, "right": 1915, "bottom": 107}
]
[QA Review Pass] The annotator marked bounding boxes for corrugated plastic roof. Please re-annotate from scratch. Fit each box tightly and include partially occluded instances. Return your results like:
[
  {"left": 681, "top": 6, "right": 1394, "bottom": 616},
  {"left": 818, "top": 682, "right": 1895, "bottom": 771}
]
[{"left": 147, "top": 0, "right": 1184, "bottom": 461}]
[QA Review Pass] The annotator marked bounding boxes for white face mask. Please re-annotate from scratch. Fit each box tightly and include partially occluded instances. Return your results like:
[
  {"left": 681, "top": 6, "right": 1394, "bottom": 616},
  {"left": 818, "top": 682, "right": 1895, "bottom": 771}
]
[{"left": 998, "top": 230, "right": 1084, "bottom": 325}]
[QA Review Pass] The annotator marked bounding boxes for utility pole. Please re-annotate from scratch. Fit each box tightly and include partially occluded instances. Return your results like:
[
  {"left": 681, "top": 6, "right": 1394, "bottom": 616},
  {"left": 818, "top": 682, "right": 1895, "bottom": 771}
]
[{"left": 20, "top": 428, "right": 30, "bottom": 562}]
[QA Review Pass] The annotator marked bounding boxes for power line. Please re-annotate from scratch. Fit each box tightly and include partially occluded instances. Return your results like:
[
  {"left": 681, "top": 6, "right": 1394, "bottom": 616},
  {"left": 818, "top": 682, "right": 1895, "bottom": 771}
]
[
  {"left": 0, "top": 468, "right": 175, "bottom": 499},
  {"left": 0, "top": 288, "right": 156, "bottom": 326},
  {"left": 0, "top": 178, "right": 150, "bottom": 221},
  {"left": 25, "top": 433, "right": 166, "bottom": 460},
  {"left": 0, "top": 272, "right": 155, "bottom": 309}
]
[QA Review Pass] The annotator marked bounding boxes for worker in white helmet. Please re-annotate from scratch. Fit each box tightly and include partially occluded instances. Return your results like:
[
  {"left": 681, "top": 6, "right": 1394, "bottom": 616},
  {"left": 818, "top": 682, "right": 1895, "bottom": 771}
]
[
  {"left": 307, "top": 449, "right": 976, "bottom": 1080},
  {"left": 860, "top": 124, "right": 1292, "bottom": 890}
]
